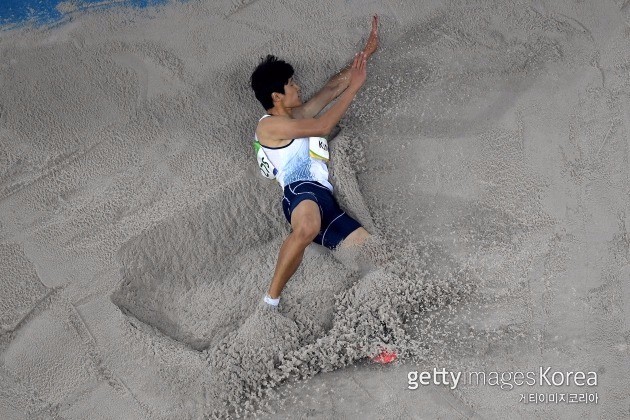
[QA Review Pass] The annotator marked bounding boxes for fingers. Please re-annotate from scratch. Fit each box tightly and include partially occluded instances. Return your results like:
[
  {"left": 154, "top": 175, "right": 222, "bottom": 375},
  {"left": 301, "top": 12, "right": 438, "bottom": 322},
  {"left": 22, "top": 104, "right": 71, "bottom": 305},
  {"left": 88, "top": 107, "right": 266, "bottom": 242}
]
[
  {"left": 358, "top": 52, "right": 367, "bottom": 70},
  {"left": 353, "top": 52, "right": 366, "bottom": 67},
  {"left": 352, "top": 51, "right": 369, "bottom": 71}
]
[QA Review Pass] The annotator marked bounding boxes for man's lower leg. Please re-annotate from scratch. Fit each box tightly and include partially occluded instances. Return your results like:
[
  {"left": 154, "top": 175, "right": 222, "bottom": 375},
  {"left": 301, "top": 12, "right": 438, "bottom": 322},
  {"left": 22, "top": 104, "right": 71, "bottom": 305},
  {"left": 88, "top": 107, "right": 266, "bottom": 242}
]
[{"left": 266, "top": 231, "right": 312, "bottom": 302}]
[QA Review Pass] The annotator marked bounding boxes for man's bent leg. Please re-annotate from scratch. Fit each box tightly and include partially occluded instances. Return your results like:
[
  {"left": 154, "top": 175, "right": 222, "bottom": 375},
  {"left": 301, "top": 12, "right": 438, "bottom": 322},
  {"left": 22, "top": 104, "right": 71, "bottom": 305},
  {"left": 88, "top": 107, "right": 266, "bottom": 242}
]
[
  {"left": 337, "top": 227, "right": 400, "bottom": 363},
  {"left": 267, "top": 200, "right": 321, "bottom": 299},
  {"left": 335, "top": 227, "right": 391, "bottom": 276},
  {"left": 338, "top": 227, "right": 371, "bottom": 249}
]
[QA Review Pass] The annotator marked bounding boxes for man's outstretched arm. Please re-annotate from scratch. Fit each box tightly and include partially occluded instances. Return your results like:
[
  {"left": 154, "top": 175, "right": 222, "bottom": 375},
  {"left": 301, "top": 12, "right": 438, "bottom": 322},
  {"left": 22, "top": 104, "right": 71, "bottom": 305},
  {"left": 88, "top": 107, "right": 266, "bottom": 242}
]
[{"left": 293, "top": 15, "right": 379, "bottom": 119}]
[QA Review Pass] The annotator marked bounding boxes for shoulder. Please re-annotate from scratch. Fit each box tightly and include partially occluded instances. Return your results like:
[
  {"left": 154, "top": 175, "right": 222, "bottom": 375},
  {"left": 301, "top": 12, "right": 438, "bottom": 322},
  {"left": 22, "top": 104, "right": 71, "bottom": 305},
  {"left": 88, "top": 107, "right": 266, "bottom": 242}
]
[{"left": 256, "top": 115, "right": 293, "bottom": 147}]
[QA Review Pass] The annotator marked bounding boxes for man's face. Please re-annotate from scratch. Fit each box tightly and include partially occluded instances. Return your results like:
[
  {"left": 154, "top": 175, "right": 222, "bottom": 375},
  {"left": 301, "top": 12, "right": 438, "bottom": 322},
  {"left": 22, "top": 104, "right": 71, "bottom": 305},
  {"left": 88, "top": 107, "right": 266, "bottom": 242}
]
[{"left": 283, "top": 76, "right": 302, "bottom": 107}]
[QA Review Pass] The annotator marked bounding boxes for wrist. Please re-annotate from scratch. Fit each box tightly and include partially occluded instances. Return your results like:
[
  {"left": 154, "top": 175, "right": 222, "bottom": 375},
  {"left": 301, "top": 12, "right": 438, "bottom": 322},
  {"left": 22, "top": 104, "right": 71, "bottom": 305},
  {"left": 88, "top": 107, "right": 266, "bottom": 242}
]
[
  {"left": 347, "top": 85, "right": 361, "bottom": 94},
  {"left": 329, "top": 78, "right": 348, "bottom": 96}
]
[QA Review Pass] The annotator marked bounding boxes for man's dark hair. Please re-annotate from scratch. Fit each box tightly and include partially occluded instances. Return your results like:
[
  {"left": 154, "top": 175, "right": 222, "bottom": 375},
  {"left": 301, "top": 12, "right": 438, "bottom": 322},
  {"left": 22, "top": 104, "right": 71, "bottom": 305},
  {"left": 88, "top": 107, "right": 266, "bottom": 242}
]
[{"left": 250, "top": 55, "right": 294, "bottom": 111}]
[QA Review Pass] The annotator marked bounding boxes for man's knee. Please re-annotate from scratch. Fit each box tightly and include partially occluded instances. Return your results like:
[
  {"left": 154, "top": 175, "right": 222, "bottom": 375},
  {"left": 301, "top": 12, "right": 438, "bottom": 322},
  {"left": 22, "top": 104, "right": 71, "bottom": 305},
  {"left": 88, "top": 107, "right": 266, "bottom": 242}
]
[
  {"left": 291, "top": 200, "right": 321, "bottom": 243},
  {"left": 293, "top": 220, "right": 320, "bottom": 243}
]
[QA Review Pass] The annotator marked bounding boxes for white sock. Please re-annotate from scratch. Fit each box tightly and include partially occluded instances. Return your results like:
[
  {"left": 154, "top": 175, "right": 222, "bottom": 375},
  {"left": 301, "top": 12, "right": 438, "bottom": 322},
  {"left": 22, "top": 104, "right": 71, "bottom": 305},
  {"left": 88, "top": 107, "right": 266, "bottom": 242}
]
[{"left": 263, "top": 293, "right": 280, "bottom": 306}]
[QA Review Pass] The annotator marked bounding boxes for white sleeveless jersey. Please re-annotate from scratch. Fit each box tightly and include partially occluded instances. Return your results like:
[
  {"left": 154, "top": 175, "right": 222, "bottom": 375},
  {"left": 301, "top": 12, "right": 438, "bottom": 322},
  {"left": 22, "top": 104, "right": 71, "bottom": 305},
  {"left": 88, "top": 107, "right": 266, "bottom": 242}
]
[{"left": 255, "top": 114, "right": 333, "bottom": 191}]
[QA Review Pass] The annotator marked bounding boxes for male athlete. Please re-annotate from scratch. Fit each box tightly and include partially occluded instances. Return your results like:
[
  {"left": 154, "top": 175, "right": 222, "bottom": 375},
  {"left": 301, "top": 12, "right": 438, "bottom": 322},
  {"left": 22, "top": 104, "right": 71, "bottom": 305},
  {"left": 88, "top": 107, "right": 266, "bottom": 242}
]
[{"left": 250, "top": 15, "right": 379, "bottom": 309}]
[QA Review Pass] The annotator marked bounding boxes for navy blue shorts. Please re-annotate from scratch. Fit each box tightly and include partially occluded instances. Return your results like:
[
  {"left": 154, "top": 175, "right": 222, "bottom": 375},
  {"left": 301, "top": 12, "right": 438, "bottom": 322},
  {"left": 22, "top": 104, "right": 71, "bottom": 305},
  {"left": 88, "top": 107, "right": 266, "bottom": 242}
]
[{"left": 282, "top": 180, "right": 362, "bottom": 250}]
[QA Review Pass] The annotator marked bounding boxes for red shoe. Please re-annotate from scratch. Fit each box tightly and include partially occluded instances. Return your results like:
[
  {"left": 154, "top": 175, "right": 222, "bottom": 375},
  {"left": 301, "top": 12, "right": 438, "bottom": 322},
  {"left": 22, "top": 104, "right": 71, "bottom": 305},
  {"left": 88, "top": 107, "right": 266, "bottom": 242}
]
[{"left": 369, "top": 348, "right": 398, "bottom": 364}]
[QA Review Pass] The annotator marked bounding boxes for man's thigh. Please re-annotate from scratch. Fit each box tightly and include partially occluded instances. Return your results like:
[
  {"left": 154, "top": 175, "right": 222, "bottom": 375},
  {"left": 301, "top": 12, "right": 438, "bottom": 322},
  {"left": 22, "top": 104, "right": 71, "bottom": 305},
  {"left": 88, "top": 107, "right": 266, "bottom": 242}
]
[{"left": 290, "top": 199, "right": 322, "bottom": 233}]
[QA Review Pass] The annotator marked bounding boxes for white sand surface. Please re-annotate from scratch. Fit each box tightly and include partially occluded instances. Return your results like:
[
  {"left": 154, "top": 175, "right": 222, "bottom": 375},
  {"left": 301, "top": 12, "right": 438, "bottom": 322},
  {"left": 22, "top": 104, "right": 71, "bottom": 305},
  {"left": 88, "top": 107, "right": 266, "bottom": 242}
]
[{"left": 1, "top": 0, "right": 629, "bottom": 418}]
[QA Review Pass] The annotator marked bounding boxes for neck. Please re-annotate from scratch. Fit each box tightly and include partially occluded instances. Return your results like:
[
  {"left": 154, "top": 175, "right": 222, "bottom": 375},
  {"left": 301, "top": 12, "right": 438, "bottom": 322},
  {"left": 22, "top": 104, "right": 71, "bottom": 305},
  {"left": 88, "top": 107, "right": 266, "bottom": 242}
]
[{"left": 268, "top": 105, "right": 293, "bottom": 118}]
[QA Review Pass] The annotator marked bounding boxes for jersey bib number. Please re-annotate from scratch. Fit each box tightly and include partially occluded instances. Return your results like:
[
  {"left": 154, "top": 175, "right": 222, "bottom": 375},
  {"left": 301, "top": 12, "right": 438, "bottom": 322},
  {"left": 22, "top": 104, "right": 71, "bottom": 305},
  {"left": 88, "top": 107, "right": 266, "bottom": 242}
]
[{"left": 254, "top": 141, "right": 277, "bottom": 179}]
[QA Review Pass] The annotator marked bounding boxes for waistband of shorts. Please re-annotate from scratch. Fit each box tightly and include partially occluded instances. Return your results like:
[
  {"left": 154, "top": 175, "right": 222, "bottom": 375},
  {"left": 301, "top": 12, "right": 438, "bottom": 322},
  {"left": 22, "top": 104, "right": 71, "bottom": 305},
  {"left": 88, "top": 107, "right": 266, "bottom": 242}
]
[{"left": 283, "top": 180, "right": 329, "bottom": 192}]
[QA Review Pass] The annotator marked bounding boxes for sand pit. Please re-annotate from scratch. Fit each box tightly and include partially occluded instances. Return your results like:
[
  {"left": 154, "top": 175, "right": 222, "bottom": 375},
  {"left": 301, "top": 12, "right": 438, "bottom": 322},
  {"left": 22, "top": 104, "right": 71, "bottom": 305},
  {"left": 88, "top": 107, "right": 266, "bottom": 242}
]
[{"left": 1, "top": 0, "right": 630, "bottom": 418}]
